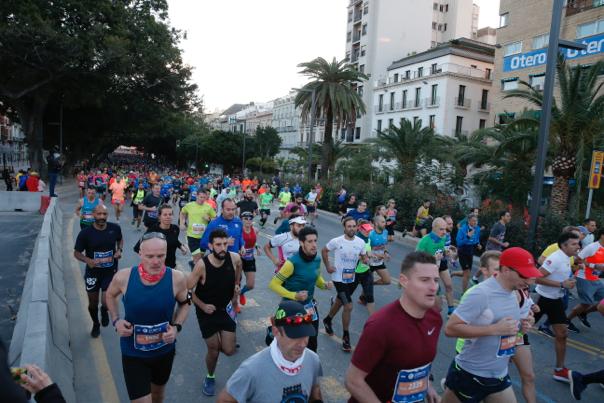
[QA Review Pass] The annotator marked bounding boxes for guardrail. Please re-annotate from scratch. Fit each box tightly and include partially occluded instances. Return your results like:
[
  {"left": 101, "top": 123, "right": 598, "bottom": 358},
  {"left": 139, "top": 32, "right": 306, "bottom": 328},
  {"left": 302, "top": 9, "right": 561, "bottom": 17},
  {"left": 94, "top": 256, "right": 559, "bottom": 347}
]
[{"left": 8, "top": 197, "right": 75, "bottom": 402}]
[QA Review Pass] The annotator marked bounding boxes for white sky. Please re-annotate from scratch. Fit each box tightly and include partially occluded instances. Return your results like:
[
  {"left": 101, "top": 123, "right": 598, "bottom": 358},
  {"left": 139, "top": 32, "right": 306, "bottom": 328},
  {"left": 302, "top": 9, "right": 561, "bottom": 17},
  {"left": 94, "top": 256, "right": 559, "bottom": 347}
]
[{"left": 168, "top": 0, "right": 500, "bottom": 112}]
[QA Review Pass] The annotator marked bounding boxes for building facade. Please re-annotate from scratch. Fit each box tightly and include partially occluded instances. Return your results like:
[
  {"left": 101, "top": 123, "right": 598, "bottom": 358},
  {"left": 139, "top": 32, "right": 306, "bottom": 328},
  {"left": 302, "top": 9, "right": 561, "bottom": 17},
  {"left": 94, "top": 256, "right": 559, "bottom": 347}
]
[
  {"left": 491, "top": 0, "right": 604, "bottom": 123},
  {"left": 345, "top": 0, "right": 479, "bottom": 142},
  {"left": 0, "top": 114, "right": 28, "bottom": 170},
  {"left": 372, "top": 38, "right": 495, "bottom": 138}
]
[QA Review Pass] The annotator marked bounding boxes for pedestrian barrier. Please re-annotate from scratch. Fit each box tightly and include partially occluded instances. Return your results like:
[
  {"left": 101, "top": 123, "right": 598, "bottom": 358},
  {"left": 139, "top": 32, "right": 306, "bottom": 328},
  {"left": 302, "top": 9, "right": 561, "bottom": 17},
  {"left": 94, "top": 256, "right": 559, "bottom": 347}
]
[
  {"left": 0, "top": 191, "right": 46, "bottom": 212},
  {"left": 8, "top": 197, "right": 75, "bottom": 402}
]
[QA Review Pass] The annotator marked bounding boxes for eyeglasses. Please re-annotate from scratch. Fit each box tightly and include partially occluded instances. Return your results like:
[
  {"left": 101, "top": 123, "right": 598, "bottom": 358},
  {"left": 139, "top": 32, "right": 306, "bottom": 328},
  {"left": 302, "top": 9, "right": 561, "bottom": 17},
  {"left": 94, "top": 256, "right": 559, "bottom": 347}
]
[
  {"left": 275, "top": 313, "right": 314, "bottom": 326},
  {"left": 142, "top": 232, "right": 166, "bottom": 241}
]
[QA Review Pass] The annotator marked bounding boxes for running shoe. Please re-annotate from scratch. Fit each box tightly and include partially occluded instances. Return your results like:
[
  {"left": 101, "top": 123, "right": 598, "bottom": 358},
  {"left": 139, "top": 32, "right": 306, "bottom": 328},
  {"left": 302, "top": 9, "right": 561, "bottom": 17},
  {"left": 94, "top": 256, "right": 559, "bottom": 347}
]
[
  {"left": 568, "top": 370, "right": 586, "bottom": 400},
  {"left": 239, "top": 293, "right": 247, "bottom": 306},
  {"left": 273, "top": 217, "right": 278, "bottom": 224},
  {"left": 553, "top": 367, "right": 571, "bottom": 383},
  {"left": 323, "top": 317, "right": 334, "bottom": 336},
  {"left": 577, "top": 313, "right": 591, "bottom": 328},
  {"left": 100, "top": 307, "right": 109, "bottom": 327},
  {"left": 567, "top": 321, "right": 581, "bottom": 334},
  {"left": 202, "top": 376, "right": 216, "bottom": 396},
  {"left": 90, "top": 323, "right": 100, "bottom": 338},
  {"left": 342, "top": 333, "right": 352, "bottom": 352},
  {"left": 538, "top": 325, "right": 554, "bottom": 338}
]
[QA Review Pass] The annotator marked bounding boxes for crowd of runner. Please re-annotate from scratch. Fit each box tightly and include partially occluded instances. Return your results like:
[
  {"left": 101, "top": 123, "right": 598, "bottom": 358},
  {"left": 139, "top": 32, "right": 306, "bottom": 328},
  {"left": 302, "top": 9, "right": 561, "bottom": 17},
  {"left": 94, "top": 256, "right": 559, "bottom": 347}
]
[{"left": 5, "top": 154, "right": 604, "bottom": 403}]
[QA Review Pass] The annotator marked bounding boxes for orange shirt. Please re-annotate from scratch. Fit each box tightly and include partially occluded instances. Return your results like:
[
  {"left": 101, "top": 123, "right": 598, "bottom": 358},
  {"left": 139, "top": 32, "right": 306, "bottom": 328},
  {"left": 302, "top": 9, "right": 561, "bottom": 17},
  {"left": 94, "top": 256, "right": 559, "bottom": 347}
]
[{"left": 110, "top": 180, "right": 126, "bottom": 201}]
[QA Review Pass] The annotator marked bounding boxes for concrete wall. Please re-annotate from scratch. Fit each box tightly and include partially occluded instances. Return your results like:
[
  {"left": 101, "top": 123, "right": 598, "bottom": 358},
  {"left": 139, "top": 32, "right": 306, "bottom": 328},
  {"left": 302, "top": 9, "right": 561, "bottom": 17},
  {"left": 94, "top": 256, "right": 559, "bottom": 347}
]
[
  {"left": 0, "top": 191, "right": 43, "bottom": 212},
  {"left": 8, "top": 198, "right": 75, "bottom": 402}
]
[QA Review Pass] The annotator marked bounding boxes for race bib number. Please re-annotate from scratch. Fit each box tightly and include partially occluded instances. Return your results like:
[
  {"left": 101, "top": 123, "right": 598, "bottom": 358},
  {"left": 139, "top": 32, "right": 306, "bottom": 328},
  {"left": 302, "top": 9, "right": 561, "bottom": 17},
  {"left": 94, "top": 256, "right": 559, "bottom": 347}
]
[
  {"left": 94, "top": 250, "right": 114, "bottom": 268},
  {"left": 242, "top": 247, "right": 254, "bottom": 261},
  {"left": 303, "top": 301, "right": 318, "bottom": 321},
  {"left": 82, "top": 213, "right": 94, "bottom": 222},
  {"left": 342, "top": 268, "right": 355, "bottom": 284},
  {"left": 147, "top": 209, "right": 158, "bottom": 219},
  {"left": 79, "top": 181, "right": 85, "bottom": 187},
  {"left": 191, "top": 223, "right": 205, "bottom": 235},
  {"left": 133, "top": 322, "right": 168, "bottom": 351},
  {"left": 497, "top": 335, "right": 517, "bottom": 357},
  {"left": 226, "top": 302, "right": 237, "bottom": 323},
  {"left": 392, "top": 363, "right": 431, "bottom": 403}
]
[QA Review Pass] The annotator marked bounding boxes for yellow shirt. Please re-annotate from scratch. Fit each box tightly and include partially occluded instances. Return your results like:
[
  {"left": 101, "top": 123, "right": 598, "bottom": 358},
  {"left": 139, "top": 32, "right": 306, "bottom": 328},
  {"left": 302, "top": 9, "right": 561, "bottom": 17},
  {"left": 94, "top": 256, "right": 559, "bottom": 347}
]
[{"left": 181, "top": 201, "right": 216, "bottom": 239}]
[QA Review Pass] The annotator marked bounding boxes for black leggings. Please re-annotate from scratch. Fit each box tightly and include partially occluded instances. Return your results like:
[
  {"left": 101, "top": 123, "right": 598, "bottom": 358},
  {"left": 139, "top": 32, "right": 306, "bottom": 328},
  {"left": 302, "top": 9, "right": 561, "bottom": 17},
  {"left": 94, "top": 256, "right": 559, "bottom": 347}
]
[{"left": 582, "top": 369, "right": 604, "bottom": 385}]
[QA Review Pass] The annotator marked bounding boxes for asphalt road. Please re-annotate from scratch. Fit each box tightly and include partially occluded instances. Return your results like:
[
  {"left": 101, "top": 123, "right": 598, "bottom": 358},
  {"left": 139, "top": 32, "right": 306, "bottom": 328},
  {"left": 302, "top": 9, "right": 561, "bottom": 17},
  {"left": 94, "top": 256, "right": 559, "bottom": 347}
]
[{"left": 52, "top": 184, "right": 604, "bottom": 403}]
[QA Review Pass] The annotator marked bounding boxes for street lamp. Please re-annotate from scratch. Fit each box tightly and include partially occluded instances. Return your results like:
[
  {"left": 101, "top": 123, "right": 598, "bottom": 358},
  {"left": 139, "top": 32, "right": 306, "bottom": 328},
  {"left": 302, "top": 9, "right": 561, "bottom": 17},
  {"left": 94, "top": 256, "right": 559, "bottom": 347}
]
[
  {"left": 527, "top": 0, "right": 587, "bottom": 250},
  {"left": 295, "top": 87, "right": 317, "bottom": 182}
]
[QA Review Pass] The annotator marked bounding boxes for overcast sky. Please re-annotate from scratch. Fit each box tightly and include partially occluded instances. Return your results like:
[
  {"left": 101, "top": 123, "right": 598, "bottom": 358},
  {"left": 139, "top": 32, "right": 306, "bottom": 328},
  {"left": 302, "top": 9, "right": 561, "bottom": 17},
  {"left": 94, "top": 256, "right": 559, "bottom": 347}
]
[{"left": 168, "top": 0, "right": 500, "bottom": 112}]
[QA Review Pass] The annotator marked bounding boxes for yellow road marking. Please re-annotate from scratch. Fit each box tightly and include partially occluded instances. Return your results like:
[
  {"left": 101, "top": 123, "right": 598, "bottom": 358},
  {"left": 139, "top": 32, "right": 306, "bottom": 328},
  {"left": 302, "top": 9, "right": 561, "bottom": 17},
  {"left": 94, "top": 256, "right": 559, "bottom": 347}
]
[{"left": 67, "top": 216, "right": 120, "bottom": 403}]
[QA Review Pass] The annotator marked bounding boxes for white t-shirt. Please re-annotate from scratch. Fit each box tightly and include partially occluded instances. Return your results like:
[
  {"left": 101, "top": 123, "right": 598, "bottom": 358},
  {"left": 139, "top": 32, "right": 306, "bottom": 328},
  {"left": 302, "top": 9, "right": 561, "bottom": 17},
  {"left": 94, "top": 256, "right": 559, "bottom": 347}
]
[
  {"left": 270, "top": 232, "right": 299, "bottom": 264},
  {"left": 325, "top": 235, "right": 366, "bottom": 283},
  {"left": 536, "top": 249, "right": 572, "bottom": 299},
  {"left": 577, "top": 241, "right": 603, "bottom": 279},
  {"left": 306, "top": 191, "right": 318, "bottom": 204}
]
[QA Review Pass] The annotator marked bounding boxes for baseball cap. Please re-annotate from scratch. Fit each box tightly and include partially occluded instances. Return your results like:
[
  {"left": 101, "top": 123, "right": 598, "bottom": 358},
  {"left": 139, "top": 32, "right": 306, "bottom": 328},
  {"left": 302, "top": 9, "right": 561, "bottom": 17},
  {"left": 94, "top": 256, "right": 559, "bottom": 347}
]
[
  {"left": 499, "top": 247, "right": 543, "bottom": 278},
  {"left": 273, "top": 301, "right": 316, "bottom": 338},
  {"left": 577, "top": 226, "right": 589, "bottom": 235},
  {"left": 240, "top": 211, "right": 253, "bottom": 220},
  {"left": 359, "top": 223, "right": 374, "bottom": 232},
  {"left": 289, "top": 216, "right": 307, "bottom": 225}
]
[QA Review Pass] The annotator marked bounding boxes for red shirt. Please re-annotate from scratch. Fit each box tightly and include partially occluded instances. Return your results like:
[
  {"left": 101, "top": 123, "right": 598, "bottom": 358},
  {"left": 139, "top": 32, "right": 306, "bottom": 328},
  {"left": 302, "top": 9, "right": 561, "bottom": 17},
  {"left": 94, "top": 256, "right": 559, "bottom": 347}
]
[
  {"left": 242, "top": 226, "right": 256, "bottom": 249},
  {"left": 25, "top": 176, "right": 39, "bottom": 192},
  {"left": 349, "top": 300, "right": 442, "bottom": 403}
]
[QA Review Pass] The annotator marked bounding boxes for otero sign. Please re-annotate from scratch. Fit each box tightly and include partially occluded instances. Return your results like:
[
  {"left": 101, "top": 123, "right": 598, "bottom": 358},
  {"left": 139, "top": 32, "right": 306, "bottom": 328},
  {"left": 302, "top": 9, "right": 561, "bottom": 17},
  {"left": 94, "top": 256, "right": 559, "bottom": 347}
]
[{"left": 502, "top": 33, "right": 604, "bottom": 72}]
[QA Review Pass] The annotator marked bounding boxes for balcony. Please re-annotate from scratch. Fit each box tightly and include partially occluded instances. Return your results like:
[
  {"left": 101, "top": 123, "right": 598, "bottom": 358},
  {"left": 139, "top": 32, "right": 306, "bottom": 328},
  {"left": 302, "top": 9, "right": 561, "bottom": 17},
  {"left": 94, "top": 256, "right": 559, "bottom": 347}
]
[
  {"left": 353, "top": 32, "right": 361, "bottom": 42},
  {"left": 425, "top": 97, "right": 440, "bottom": 107},
  {"left": 452, "top": 129, "right": 469, "bottom": 137},
  {"left": 375, "top": 104, "right": 385, "bottom": 114},
  {"left": 408, "top": 99, "right": 422, "bottom": 109},
  {"left": 566, "top": 0, "right": 604, "bottom": 16},
  {"left": 351, "top": 52, "right": 360, "bottom": 62},
  {"left": 455, "top": 97, "right": 471, "bottom": 109},
  {"left": 354, "top": 12, "right": 362, "bottom": 22},
  {"left": 478, "top": 102, "right": 491, "bottom": 112}
]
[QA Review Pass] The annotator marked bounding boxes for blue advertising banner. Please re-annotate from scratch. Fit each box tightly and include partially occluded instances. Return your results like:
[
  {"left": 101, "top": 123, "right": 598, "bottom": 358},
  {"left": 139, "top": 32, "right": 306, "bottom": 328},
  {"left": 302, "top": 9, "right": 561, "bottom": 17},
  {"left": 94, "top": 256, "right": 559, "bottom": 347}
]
[{"left": 503, "top": 33, "right": 604, "bottom": 72}]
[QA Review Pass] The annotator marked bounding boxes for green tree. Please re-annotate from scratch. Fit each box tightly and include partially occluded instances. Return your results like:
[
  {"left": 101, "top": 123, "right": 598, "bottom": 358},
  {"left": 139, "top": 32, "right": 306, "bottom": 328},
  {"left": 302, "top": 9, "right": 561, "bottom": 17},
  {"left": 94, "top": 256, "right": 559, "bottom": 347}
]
[
  {"left": 253, "top": 127, "right": 282, "bottom": 159},
  {"left": 504, "top": 58, "right": 604, "bottom": 215},
  {"left": 369, "top": 118, "right": 438, "bottom": 181},
  {"left": 294, "top": 57, "right": 367, "bottom": 180}
]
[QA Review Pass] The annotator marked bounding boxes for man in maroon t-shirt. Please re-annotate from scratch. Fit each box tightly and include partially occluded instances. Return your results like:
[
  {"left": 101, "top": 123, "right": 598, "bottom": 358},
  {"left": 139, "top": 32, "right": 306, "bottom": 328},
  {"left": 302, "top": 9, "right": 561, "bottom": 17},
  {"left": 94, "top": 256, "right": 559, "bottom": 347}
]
[{"left": 345, "top": 251, "right": 442, "bottom": 403}]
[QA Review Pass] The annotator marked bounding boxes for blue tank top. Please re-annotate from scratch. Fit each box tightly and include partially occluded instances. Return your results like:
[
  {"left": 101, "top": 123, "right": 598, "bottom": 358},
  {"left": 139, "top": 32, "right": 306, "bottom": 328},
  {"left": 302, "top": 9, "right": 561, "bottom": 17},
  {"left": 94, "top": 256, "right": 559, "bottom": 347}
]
[
  {"left": 120, "top": 267, "right": 175, "bottom": 358},
  {"left": 81, "top": 197, "right": 99, "bottom": 225}
]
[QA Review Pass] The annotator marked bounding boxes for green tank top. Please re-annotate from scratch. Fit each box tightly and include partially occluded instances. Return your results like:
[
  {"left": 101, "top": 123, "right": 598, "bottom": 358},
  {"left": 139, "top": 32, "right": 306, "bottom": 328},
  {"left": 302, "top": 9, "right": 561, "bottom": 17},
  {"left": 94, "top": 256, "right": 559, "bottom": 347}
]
[
  {"left": 282, "top": 253, "right": 322, "bottom": 304},
  {"left": 355, "top": 241, "right": 371, "bottom": 273},
  {"left": 134, "top": 189, "right": 145, "bottom": 204}
]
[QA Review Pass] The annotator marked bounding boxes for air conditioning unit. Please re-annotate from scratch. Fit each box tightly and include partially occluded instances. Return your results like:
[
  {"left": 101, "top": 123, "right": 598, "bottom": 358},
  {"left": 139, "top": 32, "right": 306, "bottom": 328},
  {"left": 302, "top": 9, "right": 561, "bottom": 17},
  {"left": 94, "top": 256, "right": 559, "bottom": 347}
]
[{"left": 533, "top": 84, "right": 543, "bottom": 91}]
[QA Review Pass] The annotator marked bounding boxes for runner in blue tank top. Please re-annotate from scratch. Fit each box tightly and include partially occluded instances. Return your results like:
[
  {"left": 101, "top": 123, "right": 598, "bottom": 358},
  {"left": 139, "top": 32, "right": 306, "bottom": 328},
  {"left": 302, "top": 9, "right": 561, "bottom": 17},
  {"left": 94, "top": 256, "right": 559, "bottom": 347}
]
[
  {"left": 75, "top": 187, "right": 103, "bottom": 229},
  {"left": 106, "top": 233, "right": 190, "bottom": 403}
]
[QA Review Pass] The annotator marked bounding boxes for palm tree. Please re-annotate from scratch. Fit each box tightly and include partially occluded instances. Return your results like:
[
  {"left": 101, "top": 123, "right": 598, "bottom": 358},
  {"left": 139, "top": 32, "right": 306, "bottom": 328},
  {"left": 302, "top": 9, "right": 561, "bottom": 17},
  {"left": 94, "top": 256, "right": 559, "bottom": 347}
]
[
  {"left": 369, "top": 118, "right": 438, "bottom": 181},
  {"left": 295, "top": 57, "right": 367, "bottom": 180},
  {"left": 328, "top": 140, "right": 354, "bottom": 175},
  {"left": 504, "top": 58, "right": 604, "bottom": 215}
]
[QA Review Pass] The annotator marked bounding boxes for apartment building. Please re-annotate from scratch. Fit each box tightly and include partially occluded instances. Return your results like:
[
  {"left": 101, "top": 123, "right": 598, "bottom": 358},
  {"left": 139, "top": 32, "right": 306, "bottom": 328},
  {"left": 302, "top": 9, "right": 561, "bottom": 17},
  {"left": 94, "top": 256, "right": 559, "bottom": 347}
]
[
  {"left": 344, "top": 0, "right": 479, "bottom": 142},
  {"left": 491, "top": 0, "right": 604, "bottom": 123},
  {"left": 371, "top": 38, "right": 495, "bottom": 138},
  {"left": 0, "top": 114, "right": 28, "bottom": 169}
]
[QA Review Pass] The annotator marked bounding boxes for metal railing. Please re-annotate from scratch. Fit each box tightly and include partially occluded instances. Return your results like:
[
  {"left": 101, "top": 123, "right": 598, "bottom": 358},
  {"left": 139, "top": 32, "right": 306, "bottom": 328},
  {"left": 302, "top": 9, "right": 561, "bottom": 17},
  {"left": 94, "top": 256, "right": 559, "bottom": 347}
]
[
  {"left": 425, "top": 97, "right": 440, "bottom": 107},
  {"left": 455, "top": 97, "right": 471, "bottom": 109},
  {"left": 478, "top": 102, "right": 491, "bottom": 112}
]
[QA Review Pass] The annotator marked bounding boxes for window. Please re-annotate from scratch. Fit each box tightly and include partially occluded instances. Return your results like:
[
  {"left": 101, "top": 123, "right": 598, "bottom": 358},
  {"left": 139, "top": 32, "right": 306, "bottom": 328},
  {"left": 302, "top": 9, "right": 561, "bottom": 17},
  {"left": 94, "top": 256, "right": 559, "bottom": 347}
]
[
  {"left": 576, "top": 19, "right": 604, "bottom": 38},
  {"left": 388, "top": 118, "right": 394, "bottom": 127},
  {"left": 485, "top": 68, "right": 492, "bottom": 79},
  {"left": 362, "top": 24, "right": 367, "bottom": 35},
  {"left": 499, "top": 12, "right": 509, "bottom": 28},
  {"left": 443, "top": 23, "right": 447, "bottom": 31},
  {"left": 440, "top": 4, "right": 444, "bottom": 12},
  {"left": 438, "top": 24, "right": 442, "bottom": 31},
  {"left": 530, "top": 74, "right": 545, "bottom": 90},
  {"left": 341, "top": 128, "right": 346, "bottom": 140},
  {"left": 378, "top": 94, "right": 383, "bottom": 112},
  {"left": 479, "top": 119, "right": 486, "bottom": 129},
  {"left": 433, "top": 2, "right": 438, "bottom": 10},
  {"left": 432, "top": 22, "right": 437, "bottom": 29},
  {"left": 455, "top": 116, "right": 463, "bottom": 135},
  {"left": 377, "top": 119, "right": 382, "bottom": 132},
  {"left": 445, "top": 4, "right": 449, "bottom": 12},
  {"left": 431, "top": 84, "right": 438, "bottom": 105},
  {"left": 405, "top": 70, "right": 411, "bottom": 79},
  {"left": 458, "top": 85, "right": 466, "bottom": 105},
  {"left": 402, "top": 90, "right": 408, "bottom": 108},
  {"left": 363, "top": 5, "right": 368, "bottom": 15},
  {"left": 501, "top": 78, "right": 519, "bottom": 91},
  {"left": 358, "top": 85, "right": 363, "bottom": 96},
  {"left": 413, "top": 116, "right": 420, "bottom": 125},
  {"left": 415, "top": 87, "right": 421, "bottom": 107},
  {"left": 360, "top": 47, "right": 366, "bottom": 56},
  {"left": 348, "top": 11, "right": 353, "bottom": 22},
  {"left": 481, "top": 89, "right": 489, "bottom": 109},
  {"left": 393, "top": 73, "right": 399, "bottom": 82},
  {"left": 431, "top": 63, "right": 438, "bottom": 74},
  {"left": 532, "top": 33, "right": 549, "bottom": 49},
  {"left": 360, "top": 64, "right": 365, "bottom": 73},
  {"left": 389, "top": 92, "right": 395, "bottom": 110},
  {"left": 347, "top": 32, "right": 352, "bottom": 42},
  {"left": 355, "top": 127, "right": 361, "bottom": 139},
  {"left": 498, "top": 112, "right": 515, "bottom": 124},
  {"left": 504, "top": 41, "right": 522, "bottom": 56},
  {"left": 418, "top": 67, "right": 424, "bottom": 77},
  {"left": 429, "top": 115, "right": 436, "bottom": 129}
]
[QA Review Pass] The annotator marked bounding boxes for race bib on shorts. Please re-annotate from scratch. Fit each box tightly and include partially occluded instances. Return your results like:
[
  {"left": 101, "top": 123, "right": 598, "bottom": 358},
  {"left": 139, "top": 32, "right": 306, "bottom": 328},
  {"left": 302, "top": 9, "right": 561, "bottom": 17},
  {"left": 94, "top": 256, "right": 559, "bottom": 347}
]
[
  {"left": 497, "top": 335, "right": 517, "bottom": 357},
  {"left": 226, "top": 302, "right": 237, "bottom": 323},
  {"left": 79, "top": 181, "right": 85, "bottom": 187},
  {"left": 303, "top": 301, "right": 318, "bottom": 321},
  {"left": 242, "top": 247, "right": 254, "bottom": 261},
  {"left": 192, "top": 223, "right": 205, "bottom": 235},
  {"left": 391, "top": 363, "right": 431, "bottom": 403},
  {"left": 94, "top": 250, "right": 114, "bottom": 268},
  {"left": 342, "top": 268, "right": 355, "bottom": 284},
  {"left": 133, "top": 322, "right": 168, "bottom": 351}
]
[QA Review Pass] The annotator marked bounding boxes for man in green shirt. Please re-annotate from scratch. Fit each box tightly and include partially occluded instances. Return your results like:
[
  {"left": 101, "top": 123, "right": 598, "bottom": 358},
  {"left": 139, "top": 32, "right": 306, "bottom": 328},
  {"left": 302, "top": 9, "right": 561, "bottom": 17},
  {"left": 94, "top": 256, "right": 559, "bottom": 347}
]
[
  {"left": 416, "top": 217, "right": 447, "bottom": 310},
  {"left": 273, "top": 185, "right": 292, "bottom": 225},
  {"left": 180, "top": 189, "right": 216, "bottom": 265},
  {"left": 258, "top": 190, "right": 273, "bottom": 228}
]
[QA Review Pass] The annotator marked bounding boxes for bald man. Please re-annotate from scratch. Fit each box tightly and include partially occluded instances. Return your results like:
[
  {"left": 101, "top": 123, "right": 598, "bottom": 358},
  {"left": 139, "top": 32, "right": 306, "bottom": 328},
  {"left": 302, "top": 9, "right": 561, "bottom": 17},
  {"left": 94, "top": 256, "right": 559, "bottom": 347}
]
[
  {"left": 74, "top": 204, "right": 124, "bottom": 337},
  {"left": 106, "top": 235, "right": 189, "bottom": 403},
  {"left": 416, "top": 217, "right": 447, "bottom": 311}
]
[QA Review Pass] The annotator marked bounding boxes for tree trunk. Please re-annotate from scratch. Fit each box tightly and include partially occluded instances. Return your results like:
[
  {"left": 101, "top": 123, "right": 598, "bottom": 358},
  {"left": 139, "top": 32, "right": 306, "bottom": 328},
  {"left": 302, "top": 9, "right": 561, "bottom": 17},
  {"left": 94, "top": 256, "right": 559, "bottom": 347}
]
[
  {"left": 550, "top": 175, "right": 569, "bottom": 216},
  {"left": 16, "top": 94, "right": 49, "bottom": 173},
  {"left": 321, "top": 106, "right": 334, "bottom": 181}
]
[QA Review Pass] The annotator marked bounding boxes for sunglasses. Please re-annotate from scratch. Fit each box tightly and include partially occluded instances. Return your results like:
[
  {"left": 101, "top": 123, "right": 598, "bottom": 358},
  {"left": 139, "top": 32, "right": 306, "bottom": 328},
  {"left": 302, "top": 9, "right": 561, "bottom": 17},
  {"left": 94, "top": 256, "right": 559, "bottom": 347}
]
[
  {"left": 241, "top": 216, "right": 253, "bottom": 221},
  {"left": 275, "top": 313, "right": 314, "bottom": 326},
  {"left": 142, "top": 232, "right": 166, "bottom": 241}
]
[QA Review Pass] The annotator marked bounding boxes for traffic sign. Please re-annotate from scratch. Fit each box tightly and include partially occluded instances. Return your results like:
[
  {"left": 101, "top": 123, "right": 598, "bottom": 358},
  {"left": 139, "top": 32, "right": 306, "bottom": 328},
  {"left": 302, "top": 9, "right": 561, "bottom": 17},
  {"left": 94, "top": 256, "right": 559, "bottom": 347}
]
[{"left": 588, "top": 150, "right": 603, "bottom": 189}]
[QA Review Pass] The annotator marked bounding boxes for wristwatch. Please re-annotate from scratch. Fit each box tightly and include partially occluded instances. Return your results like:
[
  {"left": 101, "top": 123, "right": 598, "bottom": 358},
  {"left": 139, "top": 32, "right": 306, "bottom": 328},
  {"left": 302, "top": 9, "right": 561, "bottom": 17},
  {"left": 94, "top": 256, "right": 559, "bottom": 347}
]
[{"left": 170, "top": 322, "right": 182, "bottom": 332}]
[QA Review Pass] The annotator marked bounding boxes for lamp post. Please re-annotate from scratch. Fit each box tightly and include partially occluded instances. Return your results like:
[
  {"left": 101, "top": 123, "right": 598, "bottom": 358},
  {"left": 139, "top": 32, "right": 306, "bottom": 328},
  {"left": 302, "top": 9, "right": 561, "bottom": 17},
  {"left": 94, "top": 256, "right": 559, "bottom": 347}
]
[{"left": 526, "top": 0, "right": 586, "bottom": 250}]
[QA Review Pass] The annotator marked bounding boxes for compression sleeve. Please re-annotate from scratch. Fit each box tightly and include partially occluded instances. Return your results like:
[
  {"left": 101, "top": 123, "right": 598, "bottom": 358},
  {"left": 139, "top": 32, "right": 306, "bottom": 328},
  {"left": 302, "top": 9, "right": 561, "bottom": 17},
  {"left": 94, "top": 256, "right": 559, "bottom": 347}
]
[
  {"left": 315, "top": 275, "right": 327, "bottom": 290},
  {"left": 268, "top": 260, "right": 297, "bottom": 300}
]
